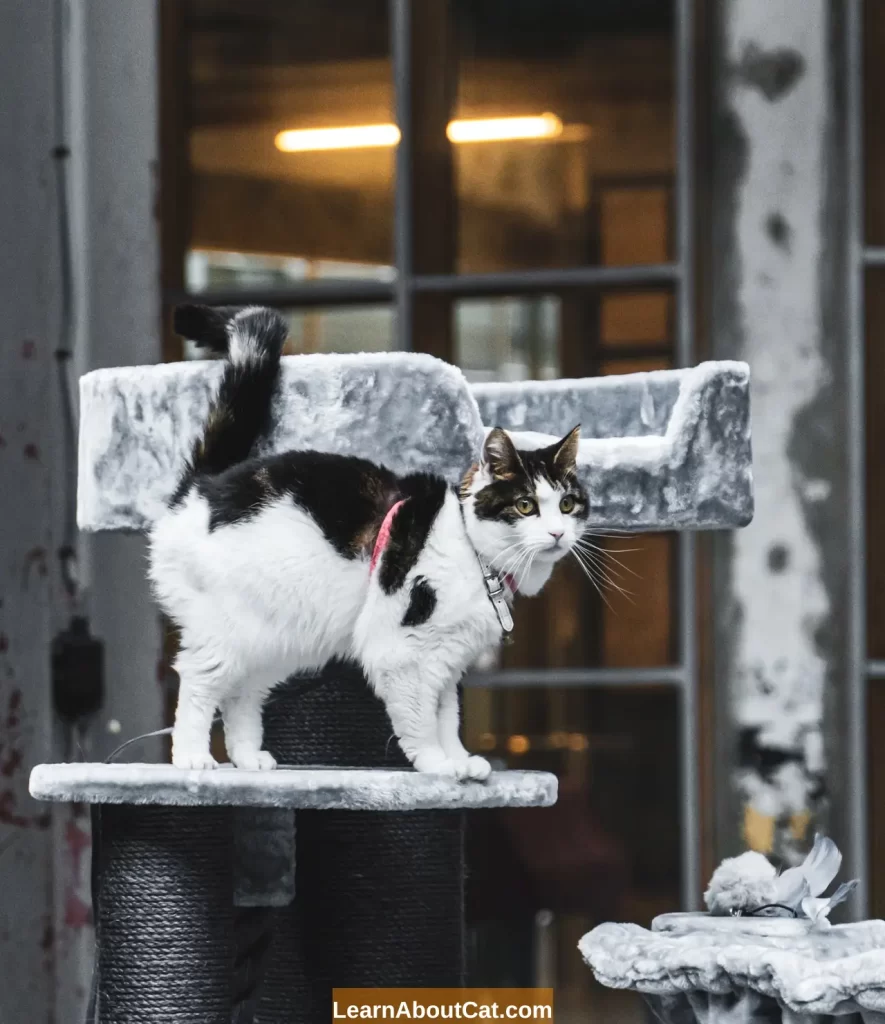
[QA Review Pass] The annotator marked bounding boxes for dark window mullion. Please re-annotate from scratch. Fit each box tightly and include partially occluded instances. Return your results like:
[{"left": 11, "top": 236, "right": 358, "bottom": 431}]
[
  {"left": 391, "top": 0, "right": 415, "bottom": 351},
  {"left": 412, "top": 263, "right": 680, "bottom": 298},
  {"left": 167, "top": 280, "right": 395, "bottom": 310}
]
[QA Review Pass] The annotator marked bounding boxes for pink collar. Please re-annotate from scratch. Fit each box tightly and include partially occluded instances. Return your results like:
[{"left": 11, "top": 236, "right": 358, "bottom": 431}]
[{"left": 370, "top": 499, "right": 406, "bottom": 574}]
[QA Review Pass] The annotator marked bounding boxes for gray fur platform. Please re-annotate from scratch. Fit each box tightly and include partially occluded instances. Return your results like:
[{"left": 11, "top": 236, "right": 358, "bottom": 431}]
[
  {"left": 580, "top": 913, "right": 885, "bottom": 1021},
  {"left": 77, "top": 352, "right": 753, "bottom": 532},
  {"left": 30, "top": 762, "right": 558, "bottom": 811}
]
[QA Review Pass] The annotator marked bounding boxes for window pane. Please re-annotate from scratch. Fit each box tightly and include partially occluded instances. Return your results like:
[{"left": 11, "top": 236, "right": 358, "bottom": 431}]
[
  {"left": 424, "top": 1, "right": 675, "bottom": 274},
  {"left": 184, "top": 0, "right": 394, "bottom": 278},
  {"left": 868, "top": 269, "right": 885, "bottom": 656},
  {"left": 865, "top": 0, "right": 885, "bottom": 246},
  {"left": 464, "top": 684, "right": 681, "bottom": 1024},
  {"left": 181, "top": 300, "right": 394, "bottom": 359},
  {"left": 456, "top": 291, "right": 673, "bottom": 382},
  {"left": 456, "top": 297, "right": 561, "bottom": 382},
  {"left": 869, "top": 683, "right": 885, "bottom": 917},
  {"left": 185, "top": 250, "right": 395, "bottom": 295},
  {"left": 601, "top": 292, "right": 673, "bottom": 349}
]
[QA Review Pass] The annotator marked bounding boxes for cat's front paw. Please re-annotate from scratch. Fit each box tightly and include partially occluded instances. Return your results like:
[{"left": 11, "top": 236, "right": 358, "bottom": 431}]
[
  {"left": 173, "top": 751, "right": 218, "bottom": 771},
  {"left": 413, "top": 748, "right": 460, "bottom": 778},
  {"left": 463, "top": 755, "right": 492, "bottom": 781},
  {"left": 231, "top": 750, "right": 278, "bottom": 771}
]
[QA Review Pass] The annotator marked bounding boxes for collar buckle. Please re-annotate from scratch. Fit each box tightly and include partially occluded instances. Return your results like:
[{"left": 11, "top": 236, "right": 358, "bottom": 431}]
[{"left": 478, "top": 558, "right": 515, "bottom": 636}]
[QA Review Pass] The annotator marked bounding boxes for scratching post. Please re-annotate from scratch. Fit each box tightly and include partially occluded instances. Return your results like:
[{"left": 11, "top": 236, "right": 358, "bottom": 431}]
[
  {"left": 30, "top": 349, "right": 753, "bottom": 1019},
  {"left": 265, "top": 670, "right": 465, "bottom": 998},
  {"left": 33, "top": 764, "right": 554, "bottom": 1022},
  {"left": 93, "top": 805, "right": 234, "bottom": 1024}
]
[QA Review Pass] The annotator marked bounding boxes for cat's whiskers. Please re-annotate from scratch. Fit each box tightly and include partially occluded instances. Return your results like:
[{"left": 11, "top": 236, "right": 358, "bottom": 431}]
[
  {"left": 496, "top": 545, "right": 534, "bottom": 585},
  {"left": 569, "top": 547, "right": 616, "bottom": 612},
  {"left": 489, "top": 538, "right": 530, "bottom": 572},
  {"left": 512, "top": 543, "right": 544, "bottom": 590},
  {"left": 573, "top": 542, "right": 633, "bottom": 585},
  {"left": 572, "top": 545, "right": 635, "bottom": 603},
  {"left": 574, "top": 541, "right": 635, "bottom": 591},
  {"left": 575, "top": 536, "right": 642, "bottom": 581}
]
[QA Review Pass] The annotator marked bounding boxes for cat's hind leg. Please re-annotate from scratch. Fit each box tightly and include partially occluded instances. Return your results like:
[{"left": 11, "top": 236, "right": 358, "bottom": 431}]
[{"left": 221, "top": 679, "right": 278, "bottom": 771}]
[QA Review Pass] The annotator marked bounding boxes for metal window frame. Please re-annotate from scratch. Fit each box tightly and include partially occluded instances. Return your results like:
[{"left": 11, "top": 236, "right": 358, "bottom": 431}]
[
  {"left": 849, "top": 0, "right": 869, "bottom": 917},
  {"left": 172, "top": 0, "right": 700, "bottom": 910}
]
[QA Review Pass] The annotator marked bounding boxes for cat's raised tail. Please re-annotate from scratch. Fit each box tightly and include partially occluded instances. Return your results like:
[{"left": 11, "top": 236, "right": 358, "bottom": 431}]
[{"left": 172, "top": 304, "right": 289, "bottom": 489}]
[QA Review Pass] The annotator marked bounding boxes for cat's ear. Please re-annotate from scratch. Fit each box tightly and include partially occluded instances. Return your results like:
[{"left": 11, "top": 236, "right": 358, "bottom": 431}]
[
  {"left": 552, "top": 425, "right": 581, "bottom": 475},
  {"left": 483, "top": 428, "right": 521, "bottom": 480}
]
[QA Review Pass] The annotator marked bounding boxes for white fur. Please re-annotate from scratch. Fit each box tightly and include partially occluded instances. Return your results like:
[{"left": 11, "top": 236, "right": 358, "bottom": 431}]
[
  {"left": 149, "top": 449, "right": 580, "bottom": 777},
  {"left": 227, "top": 307, "right": 269, "bottom": 364},
  {"left": 704, "top": 850, "right": 778, "bottom": 915}
]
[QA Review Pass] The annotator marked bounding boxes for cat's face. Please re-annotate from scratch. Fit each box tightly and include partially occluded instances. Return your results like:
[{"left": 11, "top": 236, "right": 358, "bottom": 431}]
[{"left": 460, "top": 426, "right": 588, "bottom": 580}]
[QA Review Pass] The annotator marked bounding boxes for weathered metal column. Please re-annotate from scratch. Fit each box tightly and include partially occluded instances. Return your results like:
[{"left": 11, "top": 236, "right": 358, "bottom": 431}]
[
  {"left": 710, "top": 0, "right": 853, "bottom": 888},
  {"left": 72, "top": 0, "right": 164, "bottom": 761},
  {"left": 0, "top": 2, "right": 62, "bottom": 1020},
  {"left": 0, "top": 2, "right": 164, "bottom": 1020},
  {"left": 61, "top": 1, "right": 166, "bottom": 1015}
]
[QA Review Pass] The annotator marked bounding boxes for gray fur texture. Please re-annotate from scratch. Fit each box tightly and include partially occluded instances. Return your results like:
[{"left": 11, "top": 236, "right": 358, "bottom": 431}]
[
  {"left": 30, "top": 762, "right": 557, "bottom": 811},
  {"left": 77, "top": 353, "right": 753, "bottom": 533}
]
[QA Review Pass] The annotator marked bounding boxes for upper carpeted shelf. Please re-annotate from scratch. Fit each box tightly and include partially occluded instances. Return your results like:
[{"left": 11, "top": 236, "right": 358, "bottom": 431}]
[{"left": 77, "top": 352, "right": 753, "bottom": 533}]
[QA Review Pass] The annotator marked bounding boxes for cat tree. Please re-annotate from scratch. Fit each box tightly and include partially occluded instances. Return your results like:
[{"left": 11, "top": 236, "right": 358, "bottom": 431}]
[
  {"left": 580, "top": 839, "right": 885, "bottom": 1024},
  {"left": 30, "top": 352, "right": 752, "bottom": 1023}
]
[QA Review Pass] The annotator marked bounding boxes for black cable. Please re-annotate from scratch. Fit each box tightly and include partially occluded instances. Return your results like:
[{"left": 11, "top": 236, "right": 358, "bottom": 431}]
[
  {"left": 52, "top": 0, "right": 80, "bottom": 603},
  {"left": 741, "top": 903, "right": 799, "bottom": 918}
]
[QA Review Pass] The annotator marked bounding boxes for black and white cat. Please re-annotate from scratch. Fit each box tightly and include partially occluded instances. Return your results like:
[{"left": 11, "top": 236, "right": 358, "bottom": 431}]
[{"left": 149, "top": 304, "right": 589, "bottom": 779}]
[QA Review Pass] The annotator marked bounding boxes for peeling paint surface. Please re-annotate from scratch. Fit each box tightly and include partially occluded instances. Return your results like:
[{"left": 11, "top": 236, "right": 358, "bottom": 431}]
[
  {"left": 2, "top": 4, "right": 74, "bottom": 1021},
  {"left": 721, "top": 0, "right": 831, "bottom": 864}
]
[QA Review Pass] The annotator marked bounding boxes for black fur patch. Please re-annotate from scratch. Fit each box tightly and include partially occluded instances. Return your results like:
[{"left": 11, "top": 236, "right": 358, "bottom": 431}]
[
  {"left": 202, "top": 451, "right": 401, "bottom": 555},
  {"left": 401, "top": 576, "right": 437, "bottom": 627},
  {"left": 473, "top": 438, "right": 589, "bottom": 524},
  {"left": 377, "top": 475, "right": 448, "bottom": 594},
  {"left": 173, "top": 304, "right": 243, "bottom": 353}
]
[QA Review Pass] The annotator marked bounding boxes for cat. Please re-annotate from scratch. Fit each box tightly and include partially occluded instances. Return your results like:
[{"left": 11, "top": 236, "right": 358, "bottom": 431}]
[{"left": 149, "top": 304, "right": 589, "bottom": 779}]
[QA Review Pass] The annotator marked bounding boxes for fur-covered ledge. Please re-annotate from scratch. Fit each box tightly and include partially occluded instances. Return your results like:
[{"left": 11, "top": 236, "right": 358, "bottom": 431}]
[
  {"left": 579, "top": 916, "right": 885, "bottom": 1019},
  {"left": 77, "top": 353, "right": 753, "bottom": 532},
  {"left": 29, "top": 762, "right": 558, "bottom": 811}
]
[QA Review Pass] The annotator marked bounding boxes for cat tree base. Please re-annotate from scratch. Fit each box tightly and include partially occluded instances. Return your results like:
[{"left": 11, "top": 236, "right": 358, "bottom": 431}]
[{"left": 31, "top": 764, "right": 557, "bottom": 1024}]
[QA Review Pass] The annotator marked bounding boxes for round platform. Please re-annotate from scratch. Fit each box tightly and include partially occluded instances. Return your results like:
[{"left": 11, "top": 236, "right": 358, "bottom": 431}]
[
  {"left": 580, "top": 915, "right": 885, "bottom": 1020},
  {"left": 29, "top": 762, "right": 558, "bottom": 811}
]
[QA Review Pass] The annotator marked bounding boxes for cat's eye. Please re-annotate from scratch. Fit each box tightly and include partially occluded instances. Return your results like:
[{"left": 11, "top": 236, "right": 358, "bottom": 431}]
[
  {"left": 560, "top": 495, "right": 577, "bottom": 514},
  {"left": 515, "top": 497, "right": 537, "bottom": 516}
]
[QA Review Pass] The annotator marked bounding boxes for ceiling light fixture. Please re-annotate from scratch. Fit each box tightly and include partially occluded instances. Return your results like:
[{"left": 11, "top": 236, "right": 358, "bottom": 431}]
[
  {"left": 274, "top": 113, "right": 564, "bottom": 153},
  {"left": 275, "top": 123, "right": 402, "bottom": 153},
  {"left": 446, "top": 113, "right": 562, "bottom": 144}
]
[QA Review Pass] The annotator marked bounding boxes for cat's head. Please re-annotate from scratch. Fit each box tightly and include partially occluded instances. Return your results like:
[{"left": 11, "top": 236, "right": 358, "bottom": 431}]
[{"left": 460, "top": 426, "right": 588, "bottom": 583}]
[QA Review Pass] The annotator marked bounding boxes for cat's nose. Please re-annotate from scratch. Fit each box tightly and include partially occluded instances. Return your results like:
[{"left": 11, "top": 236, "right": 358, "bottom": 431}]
[{"left": 549, "top": 530, "right": 564, "bottom": 543}]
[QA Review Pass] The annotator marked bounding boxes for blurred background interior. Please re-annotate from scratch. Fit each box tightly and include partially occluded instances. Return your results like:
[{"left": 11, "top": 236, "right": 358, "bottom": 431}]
[{"left": 2, "top": 0, "right": 884, "bottom": 1020}]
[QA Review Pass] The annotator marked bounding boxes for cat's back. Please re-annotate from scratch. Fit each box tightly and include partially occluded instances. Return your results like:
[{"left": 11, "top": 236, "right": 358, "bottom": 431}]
[{"left": 149, "top": 449, "right": 444, "bottom": 617}]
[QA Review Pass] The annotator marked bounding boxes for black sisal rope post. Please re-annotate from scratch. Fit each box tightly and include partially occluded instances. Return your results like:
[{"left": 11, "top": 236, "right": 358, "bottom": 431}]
[
  {"left": 260, "top": 664, "right": 465, "bottom": 1024},
  {"left": 93, "top": 804, "right": 234, "bottom": 1024}
]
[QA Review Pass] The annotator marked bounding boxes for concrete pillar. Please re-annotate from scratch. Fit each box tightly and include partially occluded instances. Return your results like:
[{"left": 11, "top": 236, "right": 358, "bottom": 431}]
[
  {"left": 0, "top": 1, "right": 163, "bottom": 1019},
  {"left": 73, "top": 0, "right": 163, "bottom": 761},
  {"left": 0, "top": 3, "right": 64, "bottom": 1020},
  {"left": 57, "top": 0, "right": 165, "bottom": 1016},
  {"left": 711, "top": 0, "right": 850, "bottom": 878}
]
